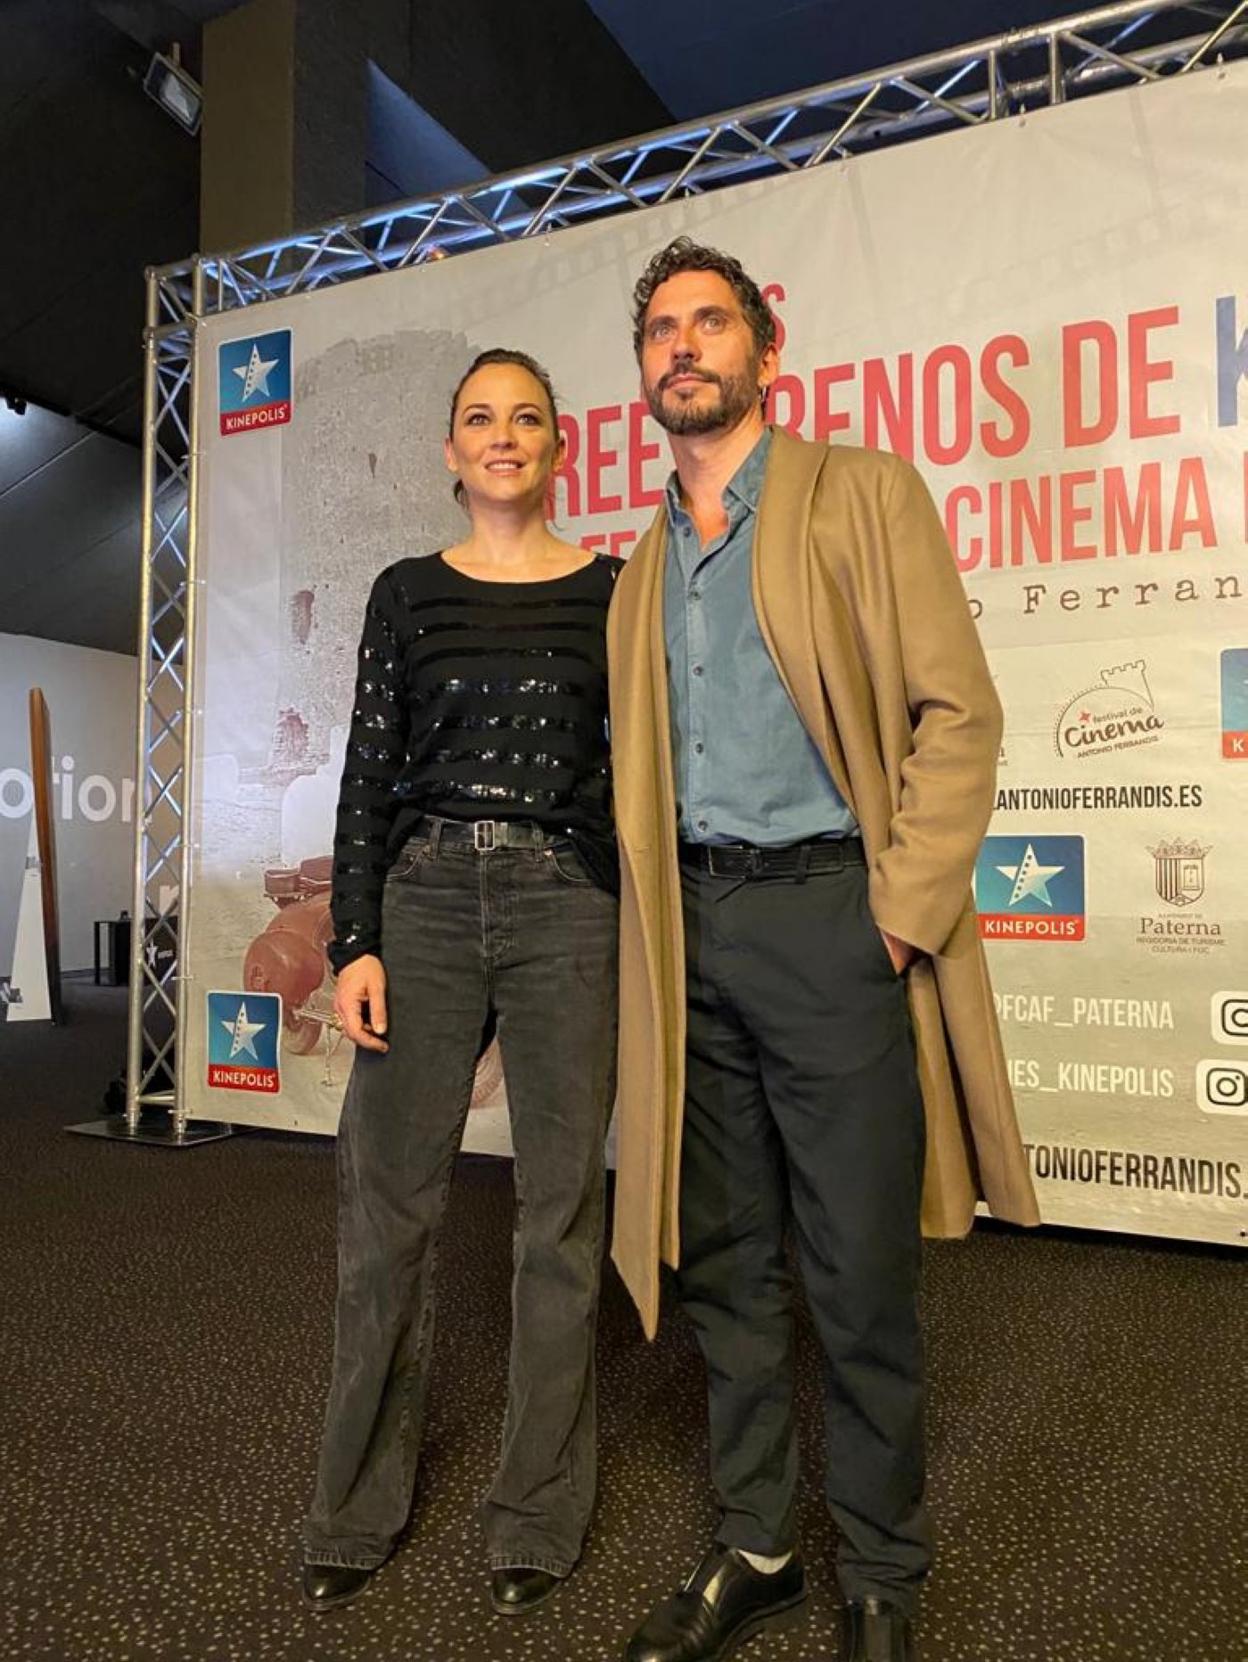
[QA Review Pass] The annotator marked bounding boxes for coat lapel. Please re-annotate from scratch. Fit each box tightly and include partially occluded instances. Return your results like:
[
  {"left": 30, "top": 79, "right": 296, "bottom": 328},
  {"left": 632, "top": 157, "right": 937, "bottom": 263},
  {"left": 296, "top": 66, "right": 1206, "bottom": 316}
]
[
  {"left": 609, "top": 509, "right": 673, "bottom": 855},
  {"left": 750, "top": 428, "right": 857, "bottom": 815}
]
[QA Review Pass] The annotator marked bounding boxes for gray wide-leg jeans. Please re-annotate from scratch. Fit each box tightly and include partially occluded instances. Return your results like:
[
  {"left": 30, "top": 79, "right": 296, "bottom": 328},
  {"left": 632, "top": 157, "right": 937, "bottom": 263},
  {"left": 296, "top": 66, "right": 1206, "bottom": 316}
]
[{"left": 302, "top": 830, "right": 618, "bottom": 1577}]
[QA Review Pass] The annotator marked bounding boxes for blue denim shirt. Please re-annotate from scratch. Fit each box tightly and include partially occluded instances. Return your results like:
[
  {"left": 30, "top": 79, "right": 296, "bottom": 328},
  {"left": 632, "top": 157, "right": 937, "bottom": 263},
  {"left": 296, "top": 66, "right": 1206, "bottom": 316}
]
[{"left": 663, "top": 428, "right": 858, "bottom": 845}]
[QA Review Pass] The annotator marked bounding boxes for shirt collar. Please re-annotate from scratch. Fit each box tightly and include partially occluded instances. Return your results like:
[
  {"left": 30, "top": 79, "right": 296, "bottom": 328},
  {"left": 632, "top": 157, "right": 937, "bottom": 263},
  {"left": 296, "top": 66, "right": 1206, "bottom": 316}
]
[{"left": 663, "top": 426, "right": 773, "bottom": 525}]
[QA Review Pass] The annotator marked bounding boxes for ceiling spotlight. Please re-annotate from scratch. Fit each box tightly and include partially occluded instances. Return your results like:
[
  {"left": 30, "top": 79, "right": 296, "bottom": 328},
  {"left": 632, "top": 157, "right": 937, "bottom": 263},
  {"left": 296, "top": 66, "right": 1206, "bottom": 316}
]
[{"left": 143, "top": 44, "right": 203, "bottom": 136}]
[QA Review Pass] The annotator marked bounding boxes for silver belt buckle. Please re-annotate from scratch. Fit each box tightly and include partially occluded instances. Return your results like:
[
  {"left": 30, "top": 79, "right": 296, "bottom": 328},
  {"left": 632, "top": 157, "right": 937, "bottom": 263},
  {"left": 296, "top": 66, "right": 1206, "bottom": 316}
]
[{"left": 473, "top": 819, "right": 497, "bottom": 852}]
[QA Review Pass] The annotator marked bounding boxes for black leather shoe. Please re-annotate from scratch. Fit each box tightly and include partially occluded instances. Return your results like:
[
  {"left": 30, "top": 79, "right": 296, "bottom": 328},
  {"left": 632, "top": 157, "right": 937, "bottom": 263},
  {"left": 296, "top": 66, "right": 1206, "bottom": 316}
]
[
  {"left": 490, "top": 1565, "right": 562, "bottom": 1616},
  {"left": 625, "top": 1546, "right": 807, "bottom": 1661},
  {"left": 840, "top": 1597, "right": 917, "bottom": 1661},
  {"left": 301, "top": 1562, "right": 374, "bottom": 1611}
]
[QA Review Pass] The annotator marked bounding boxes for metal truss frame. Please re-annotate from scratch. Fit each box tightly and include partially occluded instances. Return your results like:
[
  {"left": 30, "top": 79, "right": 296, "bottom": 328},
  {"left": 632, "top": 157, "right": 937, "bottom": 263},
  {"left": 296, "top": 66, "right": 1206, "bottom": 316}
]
[
  {"left": 117, "top": 260, "right": 225, "bottom": 1140},
  {"left": 127, "top": 0, "right": 1247, "bottom": 1135}
]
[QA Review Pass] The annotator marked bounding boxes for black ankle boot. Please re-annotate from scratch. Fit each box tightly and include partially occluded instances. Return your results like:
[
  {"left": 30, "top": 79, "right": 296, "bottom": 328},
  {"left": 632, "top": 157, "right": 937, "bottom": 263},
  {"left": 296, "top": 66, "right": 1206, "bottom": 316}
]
[
  {"left": 490, "top": 1565, "right": 563, "bottom": 1616},
  {"left": 301, "top": 1562, "right": 375, "bottom": 1611}
]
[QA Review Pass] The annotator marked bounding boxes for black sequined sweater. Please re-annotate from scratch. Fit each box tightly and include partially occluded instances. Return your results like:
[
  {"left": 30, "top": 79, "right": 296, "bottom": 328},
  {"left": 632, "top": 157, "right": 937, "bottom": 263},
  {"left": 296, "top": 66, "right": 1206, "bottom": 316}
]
[{"left": 329, "top": 552, "right": 619, "bottom": 973}]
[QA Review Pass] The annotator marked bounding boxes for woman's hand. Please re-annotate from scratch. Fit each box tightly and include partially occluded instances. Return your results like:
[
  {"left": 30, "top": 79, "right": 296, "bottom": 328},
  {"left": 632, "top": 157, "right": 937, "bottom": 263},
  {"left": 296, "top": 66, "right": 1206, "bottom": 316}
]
[{"left": 334, "top": 954, "right": 389, "bottom": 1052}]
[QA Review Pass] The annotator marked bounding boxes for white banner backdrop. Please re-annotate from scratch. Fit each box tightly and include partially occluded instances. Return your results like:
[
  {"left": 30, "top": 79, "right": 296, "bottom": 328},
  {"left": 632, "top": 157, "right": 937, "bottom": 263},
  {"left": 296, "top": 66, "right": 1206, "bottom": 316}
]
[
  {"left": 187, "top": 65, "right": 1248, "bottom": 1243},
  {"left": 0, "top": 633, "right": 137, "bottom": 984}
]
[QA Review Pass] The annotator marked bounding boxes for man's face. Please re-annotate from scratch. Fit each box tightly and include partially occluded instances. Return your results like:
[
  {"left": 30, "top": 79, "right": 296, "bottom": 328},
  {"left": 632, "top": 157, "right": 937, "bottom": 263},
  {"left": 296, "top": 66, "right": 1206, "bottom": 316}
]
[{"left": 639, "top": 269, "right": 776, "bottom": 437}]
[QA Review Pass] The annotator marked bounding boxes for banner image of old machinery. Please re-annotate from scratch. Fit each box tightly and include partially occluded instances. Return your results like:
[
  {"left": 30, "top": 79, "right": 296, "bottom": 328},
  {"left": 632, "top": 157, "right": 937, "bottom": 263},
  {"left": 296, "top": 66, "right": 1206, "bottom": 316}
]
[{"left": 181, "top": 57, "right": 1248, "bottom": 1243}]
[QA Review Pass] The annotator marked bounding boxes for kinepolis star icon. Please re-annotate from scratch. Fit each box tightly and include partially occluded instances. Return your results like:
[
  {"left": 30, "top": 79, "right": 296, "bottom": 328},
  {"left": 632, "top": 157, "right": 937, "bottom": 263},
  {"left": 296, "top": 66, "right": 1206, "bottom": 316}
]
[
  {"left": 233, "top": 342, "right": 279, "bottom": 402},
  {"left": 1053, "top": 659, "right": 1165, "bottom": 760},
  {"left": 218, "top": 328, "right": 293, "bottom": 436},
  {"left": 221, "top": 999, "right": 268, "bottom": 1059}
]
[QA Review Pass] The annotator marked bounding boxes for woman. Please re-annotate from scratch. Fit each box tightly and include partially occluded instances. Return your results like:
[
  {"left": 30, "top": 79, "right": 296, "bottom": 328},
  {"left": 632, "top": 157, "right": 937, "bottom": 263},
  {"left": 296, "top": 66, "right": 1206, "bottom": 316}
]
[{"left": 301, "top": 349, "right": 619, "bottom": 1619}]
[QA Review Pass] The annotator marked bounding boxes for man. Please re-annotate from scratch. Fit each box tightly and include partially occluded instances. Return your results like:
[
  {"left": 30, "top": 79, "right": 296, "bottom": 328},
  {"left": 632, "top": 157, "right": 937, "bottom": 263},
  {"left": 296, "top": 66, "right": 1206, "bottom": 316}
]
[{"left": 607, "top": 236, "right": 1039, "bottom": 1662}]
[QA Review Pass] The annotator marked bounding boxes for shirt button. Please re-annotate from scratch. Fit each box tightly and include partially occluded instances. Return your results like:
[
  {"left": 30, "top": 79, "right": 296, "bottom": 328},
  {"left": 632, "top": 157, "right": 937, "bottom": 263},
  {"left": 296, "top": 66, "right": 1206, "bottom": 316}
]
[
  {"left": 692, "top": 664, "right": 704, "bottom": 676},
  {"left": 690, "top": 588, "right": 701, "bottom": 600},
  {"left": 694, "top": 742, "right": 704, "bottom": 754},
  {"left": 697, "top": 819, "right": 709, "bottom": 832}
]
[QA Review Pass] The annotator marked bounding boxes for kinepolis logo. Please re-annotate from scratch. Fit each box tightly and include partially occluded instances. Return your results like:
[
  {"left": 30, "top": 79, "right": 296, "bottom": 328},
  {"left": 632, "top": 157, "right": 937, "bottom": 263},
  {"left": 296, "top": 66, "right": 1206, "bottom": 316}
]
[
  {"left": 1138, "top": 837, "right": 1223, "bottom": 956},
  {"left": 218, "top": 328, "right": 293, "bottom": 437},
  {"left": 1053, "top": 659, "right": 1164, "bottom": 760},
  {"left": 974, "top": 834, "right": 1086, "bottom": 941},
  {"left": 206, "top": 990, "right": 282, "bottom": 1094},
  {"left": 1221, "top": 647, "right": 1248, "bottom": 759}
]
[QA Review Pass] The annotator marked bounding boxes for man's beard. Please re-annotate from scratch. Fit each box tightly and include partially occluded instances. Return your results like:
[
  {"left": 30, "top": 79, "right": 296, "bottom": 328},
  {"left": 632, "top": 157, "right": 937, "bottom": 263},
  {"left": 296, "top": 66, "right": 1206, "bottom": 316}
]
[{"left": 645, "top": 361, "right": 760, "bottom": 436}]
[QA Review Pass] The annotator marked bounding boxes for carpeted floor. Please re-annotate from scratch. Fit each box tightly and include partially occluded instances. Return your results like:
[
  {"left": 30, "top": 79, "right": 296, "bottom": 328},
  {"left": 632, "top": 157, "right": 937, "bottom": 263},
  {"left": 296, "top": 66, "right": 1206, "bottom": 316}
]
[{"left": 1, "top": 982, "right": 1244, "bottom": 1662}]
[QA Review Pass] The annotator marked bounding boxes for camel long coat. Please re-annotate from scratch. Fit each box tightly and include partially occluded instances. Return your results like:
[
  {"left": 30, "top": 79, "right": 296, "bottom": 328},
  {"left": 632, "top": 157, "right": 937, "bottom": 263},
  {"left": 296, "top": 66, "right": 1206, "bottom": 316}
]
[{"left": 606, "top": 429, "right": 1040, "bottom": 1338}]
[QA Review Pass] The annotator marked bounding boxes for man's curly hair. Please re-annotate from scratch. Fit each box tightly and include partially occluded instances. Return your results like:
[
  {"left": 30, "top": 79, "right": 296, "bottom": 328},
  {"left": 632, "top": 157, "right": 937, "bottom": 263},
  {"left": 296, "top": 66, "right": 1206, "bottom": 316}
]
[{"left": 631, "top": 236, "right": 777, "bottom": 362}]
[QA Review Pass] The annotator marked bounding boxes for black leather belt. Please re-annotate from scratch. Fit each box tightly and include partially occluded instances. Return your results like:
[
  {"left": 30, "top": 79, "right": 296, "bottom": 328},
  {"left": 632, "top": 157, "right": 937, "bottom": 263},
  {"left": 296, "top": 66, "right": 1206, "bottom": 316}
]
[
  {"left": 678, "top": 836, "right": 865, "bottom": 878},
  {"left": 414, "top": 815, "right": 555, "bottom": 852}
]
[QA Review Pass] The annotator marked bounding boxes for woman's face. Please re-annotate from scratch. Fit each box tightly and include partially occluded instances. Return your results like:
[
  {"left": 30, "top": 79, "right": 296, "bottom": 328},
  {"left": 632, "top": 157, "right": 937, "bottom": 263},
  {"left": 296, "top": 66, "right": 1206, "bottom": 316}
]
[{"left": 444, "top": 362, "right": 565, "bottom": 510}]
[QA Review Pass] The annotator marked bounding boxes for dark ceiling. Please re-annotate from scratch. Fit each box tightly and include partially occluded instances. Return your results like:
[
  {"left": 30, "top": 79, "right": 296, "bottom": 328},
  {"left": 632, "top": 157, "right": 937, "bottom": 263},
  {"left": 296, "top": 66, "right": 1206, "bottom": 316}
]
[
  {"left": 1, "top": 0, "right": 1094, "bottom": 447},
  {"left": 0, "top": 0, "right": 1145, "bottom": 655}
]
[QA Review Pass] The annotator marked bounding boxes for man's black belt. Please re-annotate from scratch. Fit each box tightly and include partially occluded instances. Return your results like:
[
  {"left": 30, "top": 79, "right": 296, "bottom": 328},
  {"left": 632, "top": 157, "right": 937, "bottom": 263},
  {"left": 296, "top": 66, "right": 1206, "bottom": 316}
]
[{"left": 677, "top": 836, "right": 866, "bottom": 878}]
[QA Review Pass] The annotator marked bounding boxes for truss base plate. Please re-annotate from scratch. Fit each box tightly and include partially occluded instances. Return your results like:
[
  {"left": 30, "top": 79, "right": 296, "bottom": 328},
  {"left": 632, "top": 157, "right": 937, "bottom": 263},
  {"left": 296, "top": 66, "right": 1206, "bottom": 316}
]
[{"left": 66, "top": 1115, "right": 234, "bottom": 1147}]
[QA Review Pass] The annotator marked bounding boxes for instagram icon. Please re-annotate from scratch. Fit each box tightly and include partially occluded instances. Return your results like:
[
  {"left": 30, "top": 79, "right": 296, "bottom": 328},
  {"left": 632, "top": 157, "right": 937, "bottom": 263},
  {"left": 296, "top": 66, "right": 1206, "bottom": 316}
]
[
  {"left": 1196, "top": 1059, "right": 1248, "bottom": 1115},
  {"left": 1211, "top": 992, "right": 1248, "bottom": 1046}
]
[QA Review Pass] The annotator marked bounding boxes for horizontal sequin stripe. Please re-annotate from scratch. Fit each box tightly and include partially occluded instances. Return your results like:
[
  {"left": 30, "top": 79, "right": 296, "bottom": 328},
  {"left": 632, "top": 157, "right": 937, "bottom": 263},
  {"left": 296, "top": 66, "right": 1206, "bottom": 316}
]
[
  {"left": 428, "top": 746, "right": 573, "bottom": 770},
  {"left": 436, "top": 711, "right": 591, "bottom": 736},
  {"left": 419, "top": 778, "right": 574, "bottom": 807}
]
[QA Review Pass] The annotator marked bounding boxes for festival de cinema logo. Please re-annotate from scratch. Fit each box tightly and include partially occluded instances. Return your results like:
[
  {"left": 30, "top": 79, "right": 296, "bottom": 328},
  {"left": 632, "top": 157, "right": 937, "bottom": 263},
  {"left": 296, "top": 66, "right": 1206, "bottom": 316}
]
[
  {"left": 206, "top": 990, "right": 282, "bottom": 1093},
  {"left": 973, "top": 834, "right": 1085, "bottom": 942},
  {"left": 218, "top": 328, "right": 292, "bottom": 436},
  {"left": 1052, "top": 659, "right": 1164, "bottom": 760},
  {"left": 1221, "top": 646, "right": 1248, "bottom": 759}
]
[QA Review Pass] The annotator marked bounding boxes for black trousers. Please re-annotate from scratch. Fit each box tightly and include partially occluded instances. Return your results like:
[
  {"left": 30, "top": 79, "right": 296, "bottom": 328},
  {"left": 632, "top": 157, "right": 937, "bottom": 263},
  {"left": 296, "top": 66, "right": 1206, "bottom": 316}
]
[
  {"left": 677, "top": 857, "right": 930, "bottom": 1613},
  {"left": 303, "top": 835, "right": 618, "bottom": 1575}
]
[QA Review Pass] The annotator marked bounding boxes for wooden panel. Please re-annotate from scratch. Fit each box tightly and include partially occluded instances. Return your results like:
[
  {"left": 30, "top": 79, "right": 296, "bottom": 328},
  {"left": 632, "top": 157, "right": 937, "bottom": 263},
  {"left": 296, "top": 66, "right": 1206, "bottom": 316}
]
[{"left": 27, "top": 688, "right": 63, "bottom": 1023}]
